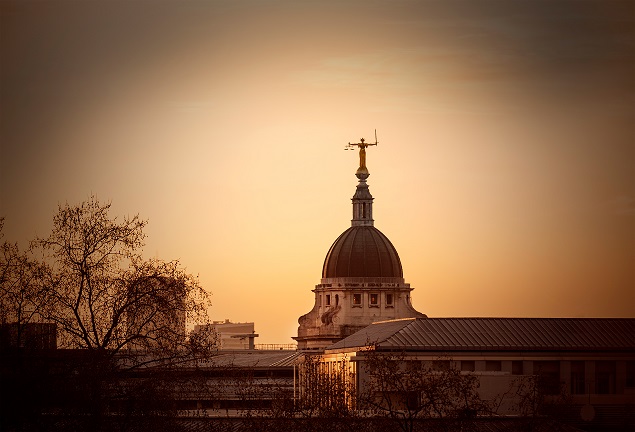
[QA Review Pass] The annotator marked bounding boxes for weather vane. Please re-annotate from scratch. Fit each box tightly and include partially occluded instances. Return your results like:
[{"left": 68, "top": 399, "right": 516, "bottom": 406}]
[{"left": 345, "top": 130, "right": 378, "bottom": 175}]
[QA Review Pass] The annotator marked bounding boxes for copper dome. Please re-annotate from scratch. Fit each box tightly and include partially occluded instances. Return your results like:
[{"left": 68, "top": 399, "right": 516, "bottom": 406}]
[{"left": 322, "top": 226, "right": 403, "bottom": 278}]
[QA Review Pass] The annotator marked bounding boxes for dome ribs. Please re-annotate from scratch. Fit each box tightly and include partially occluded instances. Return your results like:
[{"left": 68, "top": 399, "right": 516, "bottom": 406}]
[
  {"left": 322, "top": 226, "right": 403, "bottom": 278},
  {"left": 345, "top": 227, "right": 360, "bottom": 277},
  {"left": 368, "top": 228, "right": 382, "bottom": 277}
]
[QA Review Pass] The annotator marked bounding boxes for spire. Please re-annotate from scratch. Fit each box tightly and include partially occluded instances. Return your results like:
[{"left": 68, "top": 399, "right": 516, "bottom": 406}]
[
  {"left": 351, "top": 171, "right": 374, "bottom": 226},
  {"left": 345, "top": 135, "right": 378, "bottom": 227}
]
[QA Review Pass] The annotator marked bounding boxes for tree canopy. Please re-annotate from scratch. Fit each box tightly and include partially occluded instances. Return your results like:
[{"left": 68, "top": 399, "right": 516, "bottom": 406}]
[{"left": 2, "top": 197, "right": 214, "bottom": 362}]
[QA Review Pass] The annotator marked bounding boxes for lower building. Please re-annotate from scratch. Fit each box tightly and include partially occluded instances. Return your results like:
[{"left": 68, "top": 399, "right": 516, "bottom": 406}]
[
  {"left": 194, "top": 320, "right": 259, "bottom": 350},
  {"left": 0, "top": 322, "right": 57, "bottom": 349},
  {"left": 156, "top": 349, "right": 299, "bottom": 413},
  {"left": 312, "top": 317, "right": 635, "bottom": 432}
]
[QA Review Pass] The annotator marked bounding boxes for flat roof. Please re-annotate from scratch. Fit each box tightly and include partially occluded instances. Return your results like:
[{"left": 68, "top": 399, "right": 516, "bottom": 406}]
[{"left": 195, "top": 350, "right": 302, "bottom": 368}]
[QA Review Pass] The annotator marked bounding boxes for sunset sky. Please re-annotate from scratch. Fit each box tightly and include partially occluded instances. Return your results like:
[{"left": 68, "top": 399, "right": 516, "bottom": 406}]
[{"left": 1, "top": 0, "right": 633, "bottom": 344}]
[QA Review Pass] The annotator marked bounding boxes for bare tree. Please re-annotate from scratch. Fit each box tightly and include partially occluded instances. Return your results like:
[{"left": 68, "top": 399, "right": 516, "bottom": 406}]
[
  {"left": 33, "top": 196, "right": 213, "bottom": 362},
  {"left": 357, "top": 351, "right": 490, "bottom": 432},
  {"left": 492, "top": 374, "right": 573, "bottom": 432},
  {"left": 238, "top": 354, "right": 371, "bottom": 432},
  {"left": 0, "top": 197, "right": 216, "bottom": 430},
  {"left": 247, "top": 351, "right": 487, "bottom": 432},
  {"left": 0, "top": 218, "right": 49, "bottom": 348}
]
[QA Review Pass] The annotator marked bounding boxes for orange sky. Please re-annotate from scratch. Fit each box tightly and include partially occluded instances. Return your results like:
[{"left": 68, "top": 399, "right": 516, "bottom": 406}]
[{"left": 1, "top": 0, "right": 633, "bottom": 344}]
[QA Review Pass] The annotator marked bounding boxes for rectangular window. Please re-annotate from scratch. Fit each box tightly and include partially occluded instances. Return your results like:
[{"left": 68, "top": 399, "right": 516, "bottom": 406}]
[
  {"left": 512, "top": 361, "right": 523, "bottom": 375},
  {"left": 379, "top": 391, "right": 419, "bottom": 411},
  {"left": 571, "top": 361, "right": 585, "bottom": 394},
  {"left": 596, "top": 361, "right": 616, "bottom": 394},
  {"left": 627, "top": 361, "right": 635, "bottom": 389},
  {"left": 535, "top": 361, "right": 561, "bottom": 395},
  {"left": 485, "top": 361, "right": 501, "bottom": 372},
  {"left": 385, "top": 293, "right": 393, "bottom": 306},
  {"left": 352, "top": 293, "right": 362, "bottom": 306},
  {"left": 461, "top": 360, "right": 475, "bottom": 372},
  {"left": 325, "top": 294, "right": 331, "bottom": 306},
  {"left": 433, "top": 360, "right": 450, "bottom": 371},
  {"left": 369, "top": 293, "right": 379, "bottom": 306}
]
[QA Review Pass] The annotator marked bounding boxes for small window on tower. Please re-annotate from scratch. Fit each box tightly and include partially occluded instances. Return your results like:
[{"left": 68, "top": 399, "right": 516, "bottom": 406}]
[
  {"left": 325, "top": 295, "right": 331, "bottom": 306},
  {"left": 335, "top": 294, "right": 339, "bottom": 306},
  {"left": 369, "top": 293, "right": 379, "bottom": 307},
  {"left": 352, "top": 293, "right": 362, "bottom": 306},
  {"left": 385, "top": 293, "right": 394, "bottom": 307}
]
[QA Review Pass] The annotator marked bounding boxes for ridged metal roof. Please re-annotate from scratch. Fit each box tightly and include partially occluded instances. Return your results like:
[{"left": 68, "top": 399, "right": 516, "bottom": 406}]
[
  {"left": 327, "top": 318, "right": 635, "bottom": 352},
  {"left": 322, "top": 226, "right": 403, "bottom": 278}
]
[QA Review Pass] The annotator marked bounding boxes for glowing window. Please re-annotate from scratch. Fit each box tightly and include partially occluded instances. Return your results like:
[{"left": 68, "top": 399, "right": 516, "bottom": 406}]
[
  {"left": 352, "top": 294, "right": 362, "bottom": 306},
  {"left": 369, "top": 293, "right": 379, "bottom": 306}
]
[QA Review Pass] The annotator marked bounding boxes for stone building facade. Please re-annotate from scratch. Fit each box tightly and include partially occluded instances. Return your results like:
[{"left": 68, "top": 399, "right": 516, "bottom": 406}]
[
  {"left": 317, "top": 317, "right": 635, "bottom": 431},
  {"left": 295, "top": 140, "right": 425, "bottom": 350}
]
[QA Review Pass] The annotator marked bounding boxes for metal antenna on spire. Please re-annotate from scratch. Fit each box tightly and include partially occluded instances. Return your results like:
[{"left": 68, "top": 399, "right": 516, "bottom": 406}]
[{"left": 344, "top": 130, "right": 379, "bottom": 174}]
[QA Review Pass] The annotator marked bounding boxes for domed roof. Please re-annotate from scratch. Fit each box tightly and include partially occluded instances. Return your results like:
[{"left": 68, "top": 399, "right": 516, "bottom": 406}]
[{"left": 322, "top": 226, "right": 403, "bottom": 278}]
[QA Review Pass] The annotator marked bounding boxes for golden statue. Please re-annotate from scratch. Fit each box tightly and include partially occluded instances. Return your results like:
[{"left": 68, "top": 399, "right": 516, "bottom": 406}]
[
  {"left": 345, "top": 133, "right": 378, "bottom": 175},
  {"left": 359, "top": 142, "right": 367, "bottom": 169}
]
